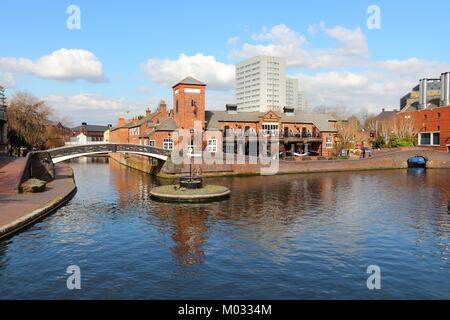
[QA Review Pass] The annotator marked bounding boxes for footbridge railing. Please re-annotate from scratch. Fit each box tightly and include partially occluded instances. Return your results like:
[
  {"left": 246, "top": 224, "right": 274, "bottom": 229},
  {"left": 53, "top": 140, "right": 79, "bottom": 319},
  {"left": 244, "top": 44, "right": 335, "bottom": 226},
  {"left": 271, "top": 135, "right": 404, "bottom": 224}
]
[{"left": 47, "top": 143, "right": 171, "bottom": 163}]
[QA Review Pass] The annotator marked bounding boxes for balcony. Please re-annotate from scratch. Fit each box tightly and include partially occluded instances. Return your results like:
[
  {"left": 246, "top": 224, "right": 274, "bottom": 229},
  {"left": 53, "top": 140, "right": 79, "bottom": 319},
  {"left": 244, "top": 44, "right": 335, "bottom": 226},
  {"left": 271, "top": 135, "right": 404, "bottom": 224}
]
[
  {"left": 280, "top": 134, "right": 322, "bottom": 144},
  {"left": 222, "top": 130, "right": 322, "bottom": 142}
]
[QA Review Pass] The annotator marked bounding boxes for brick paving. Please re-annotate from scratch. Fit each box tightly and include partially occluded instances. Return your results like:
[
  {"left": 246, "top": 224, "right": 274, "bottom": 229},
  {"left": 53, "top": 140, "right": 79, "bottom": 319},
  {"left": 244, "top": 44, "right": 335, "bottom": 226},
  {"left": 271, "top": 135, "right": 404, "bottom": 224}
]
[
  {"left": 0, "top": 157, "right": 27, "bottom": 195},
  {"left": 0, "top": 163, "right": 76, "bottom": 238}
]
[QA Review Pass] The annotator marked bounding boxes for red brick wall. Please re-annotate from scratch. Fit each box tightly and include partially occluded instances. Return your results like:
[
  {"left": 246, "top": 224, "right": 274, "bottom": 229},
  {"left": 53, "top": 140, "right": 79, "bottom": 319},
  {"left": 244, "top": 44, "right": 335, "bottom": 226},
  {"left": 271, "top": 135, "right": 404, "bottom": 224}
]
[
  {"left": 110, "top": 127, "right": 129, "bottom": 144},
  {"left": 401, "top": 106, "right": 450, "bottom": 152},
  {"left": 173, "top": 84, "right": 206, "bottom": 130},
  {"left": 321, "top": 133, "right": 337, "bottom": 157}
]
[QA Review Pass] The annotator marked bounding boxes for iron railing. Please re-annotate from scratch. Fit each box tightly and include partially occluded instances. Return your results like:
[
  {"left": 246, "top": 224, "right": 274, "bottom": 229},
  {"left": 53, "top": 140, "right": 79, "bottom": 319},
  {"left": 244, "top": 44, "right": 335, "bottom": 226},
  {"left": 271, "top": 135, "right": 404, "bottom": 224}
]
[{"left": 47, "top": 143, "right": 170, "bottom": 160}]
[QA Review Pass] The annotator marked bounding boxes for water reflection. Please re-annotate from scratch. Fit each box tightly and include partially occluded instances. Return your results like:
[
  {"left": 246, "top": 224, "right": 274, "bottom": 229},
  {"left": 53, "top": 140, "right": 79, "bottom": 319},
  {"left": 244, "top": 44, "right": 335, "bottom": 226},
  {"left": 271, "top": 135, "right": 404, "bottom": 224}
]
[
  {"left": 0, "top": 157, "right": 449, "bottom": 299},
  {"left": 153, "top": 206, "right": 208, "bottom": 266}
]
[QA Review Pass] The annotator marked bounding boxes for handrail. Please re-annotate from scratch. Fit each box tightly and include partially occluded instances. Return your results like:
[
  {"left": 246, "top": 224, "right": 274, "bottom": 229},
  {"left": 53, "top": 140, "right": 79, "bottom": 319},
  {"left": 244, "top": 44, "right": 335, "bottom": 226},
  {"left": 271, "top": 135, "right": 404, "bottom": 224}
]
[{"left": 46, "top": 143, "right": 171, "bottom": 160}]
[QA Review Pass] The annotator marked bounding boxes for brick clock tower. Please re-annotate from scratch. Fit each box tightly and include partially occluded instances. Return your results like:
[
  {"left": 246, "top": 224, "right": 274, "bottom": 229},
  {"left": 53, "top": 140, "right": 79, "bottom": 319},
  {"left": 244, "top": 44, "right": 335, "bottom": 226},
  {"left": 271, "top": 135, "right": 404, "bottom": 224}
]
[{"left": 172, "top": 77, "right": 206, "bottom": 130}]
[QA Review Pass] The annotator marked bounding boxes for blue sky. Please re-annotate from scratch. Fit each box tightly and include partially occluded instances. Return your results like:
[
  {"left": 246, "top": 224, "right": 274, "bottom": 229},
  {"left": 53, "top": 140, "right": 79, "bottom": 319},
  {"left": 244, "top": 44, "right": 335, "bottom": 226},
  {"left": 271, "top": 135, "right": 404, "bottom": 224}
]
[{"left": 1, "top": 0, "right": 450, "bottom": 125}]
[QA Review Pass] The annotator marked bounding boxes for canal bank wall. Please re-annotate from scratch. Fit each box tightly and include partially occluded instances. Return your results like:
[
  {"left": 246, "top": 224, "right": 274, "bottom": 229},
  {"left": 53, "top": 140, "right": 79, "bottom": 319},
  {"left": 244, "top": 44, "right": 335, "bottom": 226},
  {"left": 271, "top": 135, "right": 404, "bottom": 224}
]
[
  {"left": 0, "top": 163, "right": 77, "bottom": 240},
  {"left": 109, "top": 153, "right": 163, "bottom": 175},
  {"left": 108, "top": 148, "right": 450, "bottom": 178}
]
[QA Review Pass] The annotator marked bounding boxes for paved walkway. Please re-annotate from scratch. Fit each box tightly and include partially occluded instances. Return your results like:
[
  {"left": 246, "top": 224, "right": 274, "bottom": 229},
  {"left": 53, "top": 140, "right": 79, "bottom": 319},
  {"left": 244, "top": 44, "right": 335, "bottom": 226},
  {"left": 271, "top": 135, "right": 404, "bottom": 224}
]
[
  {"left": 0, "top": 163, "right": 77, "bottom": 239},
  {"left": 0, "top": 157, "right": 27, "bottom": 195}
]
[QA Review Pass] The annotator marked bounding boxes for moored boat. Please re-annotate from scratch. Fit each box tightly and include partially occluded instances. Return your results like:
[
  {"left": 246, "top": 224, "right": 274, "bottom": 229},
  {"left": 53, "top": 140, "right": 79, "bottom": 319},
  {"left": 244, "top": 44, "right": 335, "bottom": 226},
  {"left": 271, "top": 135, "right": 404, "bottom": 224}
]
[{"left": 407, "top": 156, "right": 427, "bottom": 168}]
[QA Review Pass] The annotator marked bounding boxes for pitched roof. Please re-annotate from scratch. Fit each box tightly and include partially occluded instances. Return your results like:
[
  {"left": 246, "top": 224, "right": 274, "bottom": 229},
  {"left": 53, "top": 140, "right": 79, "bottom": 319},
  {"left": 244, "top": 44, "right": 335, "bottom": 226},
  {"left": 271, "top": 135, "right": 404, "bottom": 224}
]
[
  {"left": 110, "top": 111, "right": 161, "bottom": 131},
  {"left": 374, "top": 110, "right": 398, "bottom": 121},
  {"left": 72, "top": 124, "right": 109, "bottom": 132},
  {"left": 155, "top": 118, "right": 178, "bottom": 131},
  {"left": 205, "top": 111, "right": 337, "bottom": 132},
  {"left": 172, "top": 76, "right": 206, "bottom": 88}
]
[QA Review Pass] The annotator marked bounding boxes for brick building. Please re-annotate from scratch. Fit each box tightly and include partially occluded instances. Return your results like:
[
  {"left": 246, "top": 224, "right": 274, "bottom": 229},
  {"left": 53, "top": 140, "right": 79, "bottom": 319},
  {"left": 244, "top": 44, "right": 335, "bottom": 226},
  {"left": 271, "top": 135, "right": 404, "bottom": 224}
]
[
  {"left": 72, "top": 123, "right": 109, "bottom": 142},
  {"left": 46, "top": 121, "right": 72, "bottom": 148},
  {"left": 397, "top": 72, "right": 450, "bottom": 153},
  {"left": 110, "top": 77, "right": 338, "bottom": 157}
]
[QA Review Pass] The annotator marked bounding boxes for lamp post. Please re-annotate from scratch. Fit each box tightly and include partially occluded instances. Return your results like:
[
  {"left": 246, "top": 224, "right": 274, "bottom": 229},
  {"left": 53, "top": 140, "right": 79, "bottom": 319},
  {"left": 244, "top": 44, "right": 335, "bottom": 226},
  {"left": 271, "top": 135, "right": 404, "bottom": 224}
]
[{"left": 188, "top": 146, "right": 193, "bottom": 180}]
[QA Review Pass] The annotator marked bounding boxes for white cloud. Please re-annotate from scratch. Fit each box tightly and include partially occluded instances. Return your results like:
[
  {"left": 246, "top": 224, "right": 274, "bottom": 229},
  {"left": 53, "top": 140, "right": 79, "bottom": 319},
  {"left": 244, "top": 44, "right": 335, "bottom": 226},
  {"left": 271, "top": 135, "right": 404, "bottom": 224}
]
[
  {"left": 375, "top": 58, "right": 450, "bottom": 78},
  {"left": 141, "top": 53, "right": 235, "bottom": 90},
  {"left": 0, "top": 49, "right": 106, "bottom": 83},
  {"left": 229, "top": 23, "right": 450, "bottom": 114},
  {"left": 293, "top": 57, "right": 450, "bottom": 113},
  {"left": 0, "top": 72, "right": 15, "bottom": 88},
  {"left": 206, "top": 89, "right": 235, "bottom": 110},
  {"left": 44, "top": 93, "right": 150, "bottom": 125},
  {"left": 231, "top": 23, "right": 368, "bottom": 69},
  {"left": 252, "top": 24, "right": 306, "bottom": 47}
]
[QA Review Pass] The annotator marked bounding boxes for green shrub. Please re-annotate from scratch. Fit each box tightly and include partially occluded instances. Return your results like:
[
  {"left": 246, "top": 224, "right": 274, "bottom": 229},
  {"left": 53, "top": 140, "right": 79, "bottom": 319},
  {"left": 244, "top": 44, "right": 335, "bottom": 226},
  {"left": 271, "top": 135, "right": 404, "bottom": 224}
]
[
  {"left": 372, "top": 136, "right": 386, "bottom": 149},
  {"left": 389, "top": 136, "right": 416, "bottom": 148}
]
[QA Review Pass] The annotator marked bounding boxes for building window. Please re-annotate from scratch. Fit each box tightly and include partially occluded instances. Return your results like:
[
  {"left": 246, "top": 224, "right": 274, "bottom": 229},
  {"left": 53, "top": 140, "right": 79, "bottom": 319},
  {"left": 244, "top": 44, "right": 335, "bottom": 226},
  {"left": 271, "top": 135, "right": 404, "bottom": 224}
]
[
  {"left": 433, "top": 132, "right": 440, "bottom": 145},
  {"left": 207, "top": 139, "right": 217, "bottom": 153},
  {"left": 129, "top": 127, "right": 140, "bottom": 136},
  {"left": 176, "top": 100, "right": 179, "bottom": 113},
  {"left": 420, "top": 133, "right": 431, "bottom": 145},
  {"left": 302, "top": 127, "right": 307, "bottom": 137},
  {"left": 149, "top": 140, "right": 156, "bottom": 147},
  {"left": 223, "top": 126, "right": 230, "bottom": 136},
  {"left": 262, "top": 123, "right": 279, "bottom": 137},
  {"left": 326, "top": 136, "right": 333, "bottom": 149},
  {"left": 419, "top": 132, "right": 440, "bottom": 146},
  {"left": 163, "top": 138, "right": 173, "bottom": 150}
]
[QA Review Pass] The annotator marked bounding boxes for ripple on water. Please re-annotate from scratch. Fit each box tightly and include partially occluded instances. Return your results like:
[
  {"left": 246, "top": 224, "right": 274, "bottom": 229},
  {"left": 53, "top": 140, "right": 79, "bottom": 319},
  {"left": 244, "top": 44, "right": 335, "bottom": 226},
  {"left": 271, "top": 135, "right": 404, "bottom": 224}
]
[{"left": 0, "top": 160, "right": 449, "bottom": 299}]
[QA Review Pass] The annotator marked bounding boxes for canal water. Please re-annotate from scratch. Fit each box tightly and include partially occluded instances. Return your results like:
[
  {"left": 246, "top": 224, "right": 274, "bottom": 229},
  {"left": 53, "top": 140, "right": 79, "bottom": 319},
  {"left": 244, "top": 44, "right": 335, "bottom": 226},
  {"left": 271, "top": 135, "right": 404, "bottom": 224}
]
[{"left": 0, "top": 157, "right": 449, "bottom": 299}]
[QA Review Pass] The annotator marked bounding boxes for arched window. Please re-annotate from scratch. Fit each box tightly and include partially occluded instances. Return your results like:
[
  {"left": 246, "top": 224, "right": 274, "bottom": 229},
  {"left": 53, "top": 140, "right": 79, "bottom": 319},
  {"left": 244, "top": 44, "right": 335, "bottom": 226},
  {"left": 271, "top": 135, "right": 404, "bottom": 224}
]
[{"left": 302, "top": 127, "right": 307, "bottom": 137}]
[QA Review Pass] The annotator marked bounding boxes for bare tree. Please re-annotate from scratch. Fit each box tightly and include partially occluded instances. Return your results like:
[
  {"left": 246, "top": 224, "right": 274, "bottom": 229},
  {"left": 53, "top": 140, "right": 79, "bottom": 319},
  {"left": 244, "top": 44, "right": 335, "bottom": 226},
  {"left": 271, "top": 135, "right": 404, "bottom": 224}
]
[
  {"left": 378, "top": 119, "right": 395, "bottom": 145},
  {"left": 7, "top": 92, "right": 54, "bottom": 149},
  {"left": 394, "top": 115, "right": 415, "bottom": 140},
  {"left": 364, "top": 116, "right": 377, "bottom": 133},
  {"left": 336, "top": 116, "right": 361, "bottom": 153}
]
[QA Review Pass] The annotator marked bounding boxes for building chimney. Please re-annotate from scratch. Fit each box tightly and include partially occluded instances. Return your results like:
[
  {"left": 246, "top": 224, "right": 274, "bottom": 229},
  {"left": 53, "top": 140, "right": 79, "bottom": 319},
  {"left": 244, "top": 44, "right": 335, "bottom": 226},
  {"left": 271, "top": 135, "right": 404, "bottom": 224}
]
[
  {"left": 117, "top": 117, "right": 125, "bottom": 126},
  {"left": 226, "top": 104, "right": 238, "bottom": 114},
  {"left": 283, "top": 106, "right": 295, "bottom": 116},
  {"left": 158, "top": 100, "right": 167, "bottom": 115},
  {"left": 146, "top": 108, "right": 152, "bottom": 117},
  {"left": 82, "top": 122, "right": 87, "bottom": 126},
  {"left": 118, "top": 117, "right": 125, "bottom": 126},
  {"left": 382, "top": 108, "right": 385, "bottom": 112},
  {"left": 419, "top": 78, "right": 428, "bottom": 109}
]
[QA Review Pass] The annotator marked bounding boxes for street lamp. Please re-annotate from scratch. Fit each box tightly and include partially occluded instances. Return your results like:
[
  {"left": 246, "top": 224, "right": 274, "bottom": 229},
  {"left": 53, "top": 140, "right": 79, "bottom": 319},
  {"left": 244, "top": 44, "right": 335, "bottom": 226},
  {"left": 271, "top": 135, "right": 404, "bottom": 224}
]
[{"left": 188, "top": 146, "right": 193, "bottom": 180}]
